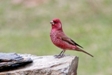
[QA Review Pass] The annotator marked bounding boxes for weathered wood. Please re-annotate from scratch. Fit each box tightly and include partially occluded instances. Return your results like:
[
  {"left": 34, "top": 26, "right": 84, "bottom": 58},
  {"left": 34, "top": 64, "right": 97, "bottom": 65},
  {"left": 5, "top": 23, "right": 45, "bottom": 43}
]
[
  {"left": 0, "top": 54, "right": 79, "bottom": 75},
  {"left": 0, "top": 53, "right": 32, "bottom": 72}
]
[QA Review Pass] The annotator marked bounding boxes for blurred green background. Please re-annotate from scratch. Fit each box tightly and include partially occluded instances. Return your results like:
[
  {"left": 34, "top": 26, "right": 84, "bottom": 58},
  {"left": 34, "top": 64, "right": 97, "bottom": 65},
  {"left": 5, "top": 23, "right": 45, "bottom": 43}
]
[{"left": 0, "top": 0, "right": 112, "bottom": 75}]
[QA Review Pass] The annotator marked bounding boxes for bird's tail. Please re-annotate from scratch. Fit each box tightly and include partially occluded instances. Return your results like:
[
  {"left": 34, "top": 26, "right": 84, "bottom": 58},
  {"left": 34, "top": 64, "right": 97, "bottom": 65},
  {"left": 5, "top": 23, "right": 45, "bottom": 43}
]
[{"left": 75, "top": 48, "right": 94, "bottom": 57}]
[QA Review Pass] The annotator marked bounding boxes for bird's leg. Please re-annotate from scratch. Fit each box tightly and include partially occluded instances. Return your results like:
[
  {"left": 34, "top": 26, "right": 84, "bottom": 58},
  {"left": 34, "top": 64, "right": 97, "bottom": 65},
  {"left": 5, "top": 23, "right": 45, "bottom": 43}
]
[
  {"left": 60, "top": 50, "right": 65, "bottom": 56},
  {"left": 58, "top": 50, "right": 64, "bottom": 56},
  {"left": 54, "top": 50, "right": 65, "bottom": 58},
  {"left": 54, "top": 51, "right": 63, "bottom": 58}
]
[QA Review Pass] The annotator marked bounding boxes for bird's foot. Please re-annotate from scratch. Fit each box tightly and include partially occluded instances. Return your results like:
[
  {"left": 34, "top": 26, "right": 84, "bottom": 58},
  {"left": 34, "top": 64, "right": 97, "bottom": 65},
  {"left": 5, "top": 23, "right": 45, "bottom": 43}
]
[{"left": 54, "top": 54, "right": 65, "bottom": 58}]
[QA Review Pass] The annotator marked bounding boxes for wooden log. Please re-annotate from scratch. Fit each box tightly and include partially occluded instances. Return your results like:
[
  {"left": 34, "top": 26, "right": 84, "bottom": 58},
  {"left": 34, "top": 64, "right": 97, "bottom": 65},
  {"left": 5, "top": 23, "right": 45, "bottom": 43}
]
[{"left": 0, "top": 54, "right": 79, "bottom": 75}]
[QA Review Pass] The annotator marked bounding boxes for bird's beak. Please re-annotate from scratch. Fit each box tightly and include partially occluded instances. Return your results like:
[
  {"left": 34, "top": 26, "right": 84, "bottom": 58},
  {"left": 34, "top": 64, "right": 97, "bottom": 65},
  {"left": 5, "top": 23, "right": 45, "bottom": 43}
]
[{"left": 50, "top": 21, "right": 54, "bottom": 25}]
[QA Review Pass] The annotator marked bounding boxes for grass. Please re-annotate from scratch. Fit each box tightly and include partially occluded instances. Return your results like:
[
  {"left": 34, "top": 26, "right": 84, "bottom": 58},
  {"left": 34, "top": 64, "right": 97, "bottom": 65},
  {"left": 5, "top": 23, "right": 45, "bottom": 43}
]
[{"left": 0, "top": 0, "right": 112, "bottom": 75}]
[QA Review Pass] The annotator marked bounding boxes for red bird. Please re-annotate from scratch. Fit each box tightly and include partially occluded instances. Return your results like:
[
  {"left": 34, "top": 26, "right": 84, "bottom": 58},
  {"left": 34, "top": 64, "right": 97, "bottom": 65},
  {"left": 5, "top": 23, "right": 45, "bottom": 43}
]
[{"left": 50, "top": 18, "right": 93, "bottom": 58}]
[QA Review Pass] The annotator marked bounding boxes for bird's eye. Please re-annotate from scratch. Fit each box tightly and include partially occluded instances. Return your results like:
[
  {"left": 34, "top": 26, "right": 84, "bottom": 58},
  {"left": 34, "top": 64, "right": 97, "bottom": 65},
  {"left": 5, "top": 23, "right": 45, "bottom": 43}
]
[{"left": 53, "top": 21, "right": 57, "bottom": 24}]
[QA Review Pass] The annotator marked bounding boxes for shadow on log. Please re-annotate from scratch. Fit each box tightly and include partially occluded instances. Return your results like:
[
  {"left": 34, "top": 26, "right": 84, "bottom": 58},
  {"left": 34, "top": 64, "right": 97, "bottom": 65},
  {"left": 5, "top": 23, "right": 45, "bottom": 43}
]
[{"left": 0, "top": 54, "right": 79, "bottom": 75}]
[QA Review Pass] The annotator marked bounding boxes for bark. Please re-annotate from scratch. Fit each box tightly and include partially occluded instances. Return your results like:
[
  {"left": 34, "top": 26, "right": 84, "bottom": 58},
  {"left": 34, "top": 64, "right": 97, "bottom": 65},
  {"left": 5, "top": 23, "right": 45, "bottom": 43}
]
[{"left": 0, "top": 54, "right": 79, "bottom": 75}]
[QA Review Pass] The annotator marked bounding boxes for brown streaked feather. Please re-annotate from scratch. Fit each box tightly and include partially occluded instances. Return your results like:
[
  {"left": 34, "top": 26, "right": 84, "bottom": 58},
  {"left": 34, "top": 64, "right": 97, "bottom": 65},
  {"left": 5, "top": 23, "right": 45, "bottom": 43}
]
[
  {"left": 61, "top": 36, "right": 83, "bottom": 48},
  {"left": 70, "top": 39, "right": 83, "bottom": 48}
]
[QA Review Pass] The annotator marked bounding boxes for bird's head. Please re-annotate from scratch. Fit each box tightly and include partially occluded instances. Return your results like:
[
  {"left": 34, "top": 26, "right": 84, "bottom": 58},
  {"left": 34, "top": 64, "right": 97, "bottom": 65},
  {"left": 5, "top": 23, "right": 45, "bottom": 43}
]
[{"left": 50, "top": 18, "right": 62, "bottom": 30}]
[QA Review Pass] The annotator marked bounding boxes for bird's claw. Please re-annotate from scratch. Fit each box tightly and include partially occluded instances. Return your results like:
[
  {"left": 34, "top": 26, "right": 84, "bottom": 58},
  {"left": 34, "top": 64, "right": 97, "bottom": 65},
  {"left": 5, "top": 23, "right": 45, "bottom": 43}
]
[{"left": 54, "top": 54, "right": 65, "bottom": 58}]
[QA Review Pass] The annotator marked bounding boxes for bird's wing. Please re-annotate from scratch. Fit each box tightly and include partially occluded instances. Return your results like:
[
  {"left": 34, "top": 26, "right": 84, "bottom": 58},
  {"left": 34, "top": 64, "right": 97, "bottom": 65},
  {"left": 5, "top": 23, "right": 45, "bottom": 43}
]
[{"left": 61, "top": 36, "right": 83, "bottom": 48}]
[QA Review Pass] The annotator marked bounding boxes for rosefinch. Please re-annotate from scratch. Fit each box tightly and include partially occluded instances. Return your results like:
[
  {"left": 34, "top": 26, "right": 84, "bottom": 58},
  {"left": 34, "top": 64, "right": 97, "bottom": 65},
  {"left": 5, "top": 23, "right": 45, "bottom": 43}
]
[{"left": 50, "top": 18, "right": 93, "bottom": 58}]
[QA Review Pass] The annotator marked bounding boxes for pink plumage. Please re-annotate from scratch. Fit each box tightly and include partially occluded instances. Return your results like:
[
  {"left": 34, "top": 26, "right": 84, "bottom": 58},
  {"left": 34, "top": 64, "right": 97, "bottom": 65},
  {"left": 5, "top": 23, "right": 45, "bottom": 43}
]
[{"left": 50, "top": 18, "right": 93, "bottom": 58}]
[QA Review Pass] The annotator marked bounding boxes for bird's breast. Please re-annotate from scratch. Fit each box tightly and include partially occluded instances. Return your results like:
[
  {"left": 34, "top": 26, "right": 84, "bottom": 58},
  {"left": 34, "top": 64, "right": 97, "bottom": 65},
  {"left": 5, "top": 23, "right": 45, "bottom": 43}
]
[
  {"left": 50, "top": 30, "right": 58, "bottom": 43},
  {"left": 50, "top": 30, "right": 61, "bottom": 44}
]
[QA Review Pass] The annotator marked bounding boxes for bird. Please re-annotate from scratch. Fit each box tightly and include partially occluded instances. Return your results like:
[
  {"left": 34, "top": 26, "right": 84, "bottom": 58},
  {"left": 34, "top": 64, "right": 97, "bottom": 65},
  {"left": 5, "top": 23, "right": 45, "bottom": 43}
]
[{"left": 50, "top": 18, "right": 93, "bottom": 58}]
